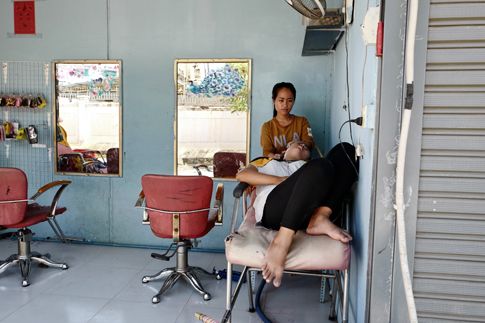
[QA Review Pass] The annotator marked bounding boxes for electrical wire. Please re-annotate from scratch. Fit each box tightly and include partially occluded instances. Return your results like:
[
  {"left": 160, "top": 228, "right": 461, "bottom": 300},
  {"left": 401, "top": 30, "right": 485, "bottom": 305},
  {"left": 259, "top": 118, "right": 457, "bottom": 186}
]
[
  {"left": 344, "top": 26, "right": 354, "bottom": 146},
  {"left": 255, "top": 280, "right": 272, "bottom": 323},
  {"left": 394, "top": 0, "right": 419, "bottom": 321},
  {"left": 338, "top": 119, "right": 360, "bottom": 177}
]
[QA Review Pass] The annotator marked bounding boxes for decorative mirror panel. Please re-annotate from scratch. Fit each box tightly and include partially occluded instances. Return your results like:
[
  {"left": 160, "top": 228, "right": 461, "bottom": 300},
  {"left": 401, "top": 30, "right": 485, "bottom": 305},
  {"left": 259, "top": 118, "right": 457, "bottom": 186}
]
[
  {"left": 175, "top": 59, "right": 251, "bottom": 179},
  {"left": 53, "top": 60, "right": 122, "bottom": 176}
]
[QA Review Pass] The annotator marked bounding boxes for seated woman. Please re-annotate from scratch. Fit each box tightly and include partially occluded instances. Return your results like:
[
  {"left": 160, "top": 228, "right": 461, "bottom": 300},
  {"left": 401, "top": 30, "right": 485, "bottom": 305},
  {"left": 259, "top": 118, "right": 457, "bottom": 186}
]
[
  {"left": 56, "top": 122, "right": 74, "bottom": 156},
  {"left": 260, "top": 82, "right": 315, "bottom": 159},
  {"left": 236, "top": 141, "right": 358, "bottom": 287}
]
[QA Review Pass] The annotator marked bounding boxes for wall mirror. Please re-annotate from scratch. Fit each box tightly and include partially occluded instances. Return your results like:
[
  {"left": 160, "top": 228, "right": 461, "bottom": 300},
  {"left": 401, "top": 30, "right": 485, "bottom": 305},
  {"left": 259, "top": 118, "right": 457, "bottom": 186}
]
[
  {"left": 53, "top": 60, "right": 122, "bottom": 176},
  {"left": 174, "top": 59, "right": 251, "bottom": 179}
]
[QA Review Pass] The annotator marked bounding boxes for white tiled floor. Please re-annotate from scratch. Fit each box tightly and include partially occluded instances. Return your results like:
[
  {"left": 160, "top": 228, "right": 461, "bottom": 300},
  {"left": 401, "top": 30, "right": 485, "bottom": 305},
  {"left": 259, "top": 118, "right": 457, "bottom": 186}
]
[{"left": 0, "top": 240, "right": 333, "bottom": 323}]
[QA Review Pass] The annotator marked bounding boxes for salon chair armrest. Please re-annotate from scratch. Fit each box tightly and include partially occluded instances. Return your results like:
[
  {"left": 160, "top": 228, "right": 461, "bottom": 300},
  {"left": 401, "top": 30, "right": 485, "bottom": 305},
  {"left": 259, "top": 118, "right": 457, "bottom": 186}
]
[
  {"left": 213, "top": 183, "right": 224, "bottom": 224},
  {"left": 30, "top": 180, "right": 72, "bottom": 201},
  {"left": 233, "top": 182, "right": 249, "bottom": 198},
  {"left": 134, "top": 190, "right": 150, "bottom": 225},
  {"left": 135, "top": 190, "right": 145, "bottom": 208},
  {"left": 228, "top": 181, "right": 251, "bottom": 233},
  {"left": 30, "top": 180, "right": 72, "bottom": 216}
]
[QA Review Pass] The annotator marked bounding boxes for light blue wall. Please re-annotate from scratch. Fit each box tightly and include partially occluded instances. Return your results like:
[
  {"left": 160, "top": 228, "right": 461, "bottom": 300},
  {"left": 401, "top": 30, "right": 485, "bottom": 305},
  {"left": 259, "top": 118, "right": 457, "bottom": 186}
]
[
  {"left": 329, "top": 1, "right": 380, "bottom": 322},
  {"left": 0, "top": 0, "right": 333, "bottom": 250}
]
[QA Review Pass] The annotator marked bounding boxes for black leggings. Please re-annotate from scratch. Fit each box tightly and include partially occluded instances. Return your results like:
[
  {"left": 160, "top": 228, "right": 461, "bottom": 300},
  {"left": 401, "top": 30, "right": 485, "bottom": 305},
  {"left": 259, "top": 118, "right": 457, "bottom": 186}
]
[{"left": 261, "top": 143, "right": 358, "bottom": 231}]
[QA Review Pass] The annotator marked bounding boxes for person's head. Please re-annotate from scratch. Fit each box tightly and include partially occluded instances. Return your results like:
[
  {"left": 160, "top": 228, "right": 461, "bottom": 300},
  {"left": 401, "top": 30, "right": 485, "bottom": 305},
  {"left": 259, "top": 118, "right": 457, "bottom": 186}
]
[
  {"left": 283, "top": 140, "right": 311, "bottom": 161},
  {"left": 272, "top": 82, "right": 296, "bottom": 118}
]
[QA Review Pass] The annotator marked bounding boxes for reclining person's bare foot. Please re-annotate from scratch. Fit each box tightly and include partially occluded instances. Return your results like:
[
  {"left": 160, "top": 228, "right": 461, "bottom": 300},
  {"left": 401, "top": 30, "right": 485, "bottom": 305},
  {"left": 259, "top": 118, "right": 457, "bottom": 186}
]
[
  {"left": 307, "top": 207, "right": 352, "bottom": 243},
  {"left": 262, "top": 227, "right": 295, "bottom": 288}
]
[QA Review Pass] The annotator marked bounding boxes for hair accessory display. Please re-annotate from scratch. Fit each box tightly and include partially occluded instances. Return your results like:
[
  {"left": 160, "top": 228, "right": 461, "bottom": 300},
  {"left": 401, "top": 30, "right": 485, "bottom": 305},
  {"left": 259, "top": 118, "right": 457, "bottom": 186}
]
[
  {"left": 0, "top": 121, "right": 30, "bottom": 141},
  {"left": 37, "top": 96, "right": 47, "bottom": 108},
  {"left": 0, "top": 124, "right": 5, "bottom": 141},
  {"left": 15, "top": 96, "right": 22, "bottom": 107},
  {"left": 27, "top": 125, "right": 38, "bottom": 144},
  {"left": 3, "top": 121, "right": 13, "bottom": 138},
  {"left": 21, "top": 97, "right": 30, "bottom": 107},
  {"left": 0, "top": 94, "right": 47, "bottom": 109},
  {"left": 15, "top": 128, "right": 27, "bottom": 140},
  {"left": 5, "top": 97, "right": 16, "bottom": 106}
]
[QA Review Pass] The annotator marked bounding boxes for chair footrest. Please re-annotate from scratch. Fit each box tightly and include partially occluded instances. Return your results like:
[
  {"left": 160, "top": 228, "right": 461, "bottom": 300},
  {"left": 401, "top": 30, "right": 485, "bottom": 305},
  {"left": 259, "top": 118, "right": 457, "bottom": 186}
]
[{"left": 151, "top": 253, "right": 170, "bottom": 261}]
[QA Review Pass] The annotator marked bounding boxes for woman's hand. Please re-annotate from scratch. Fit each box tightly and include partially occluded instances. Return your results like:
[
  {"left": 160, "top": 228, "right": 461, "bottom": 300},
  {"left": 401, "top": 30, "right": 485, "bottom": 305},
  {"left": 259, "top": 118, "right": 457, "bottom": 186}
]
[{"left": 268, "top": 153, "right": 282, "bottom": 160}]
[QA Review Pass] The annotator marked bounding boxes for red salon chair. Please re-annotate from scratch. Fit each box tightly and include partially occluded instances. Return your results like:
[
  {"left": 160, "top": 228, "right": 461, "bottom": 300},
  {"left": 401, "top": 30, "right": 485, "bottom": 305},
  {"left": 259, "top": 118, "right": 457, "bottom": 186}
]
[
  {"left": 106, "top": 147, "right": 119, "bottom": 174},
  {"left": 58, "top": 152, "right": 106, "bottom": 174},
  {"left": 222, "top": 183, "right": 353, "bottom": 323},
  {"left": 135, "top": 175, "right": 223, "bottom": 303},
  {"left": 58, "top": 153, "right": 84, "bottom": 173},
  {"left": 0, "top": 168, "right": 71, "bottom": 286},
  {"left": 213, "top": 152, "right": 246, "bottom": 178}
]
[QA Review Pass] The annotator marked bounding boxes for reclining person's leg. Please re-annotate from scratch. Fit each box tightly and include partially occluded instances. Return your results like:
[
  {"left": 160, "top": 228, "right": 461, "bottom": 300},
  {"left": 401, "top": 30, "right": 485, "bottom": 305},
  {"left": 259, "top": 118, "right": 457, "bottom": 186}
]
[
  {"left": 307, "top": 143, "right": 358, "bottom": 237},
  {"left": 261, "top": 146, "right": 358, "bottom": 287},
  {"left": 261, "top": 158, "right": 336, "bottom": 287},
  {"left": 261, "top": 226, "right": 295, "bottom": 287},
  {"left": 322, "top": 142, "right": 358, "bottom": 215},
  {"left": 262, "top": 158, "right": 335, "bottom": 231}
]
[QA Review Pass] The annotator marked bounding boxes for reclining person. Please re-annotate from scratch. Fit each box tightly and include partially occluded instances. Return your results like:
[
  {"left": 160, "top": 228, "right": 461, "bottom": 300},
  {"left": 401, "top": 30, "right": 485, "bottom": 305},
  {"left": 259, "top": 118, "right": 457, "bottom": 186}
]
[{"left": 236, "top": 141, "right": 358, "bottom": 288}]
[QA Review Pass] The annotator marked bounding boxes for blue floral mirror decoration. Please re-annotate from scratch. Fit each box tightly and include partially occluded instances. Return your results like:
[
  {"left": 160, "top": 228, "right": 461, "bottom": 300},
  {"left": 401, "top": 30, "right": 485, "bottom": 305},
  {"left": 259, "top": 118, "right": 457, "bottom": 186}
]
[{"left": 175, "top": 59, "right": 251, "bottom": 179}]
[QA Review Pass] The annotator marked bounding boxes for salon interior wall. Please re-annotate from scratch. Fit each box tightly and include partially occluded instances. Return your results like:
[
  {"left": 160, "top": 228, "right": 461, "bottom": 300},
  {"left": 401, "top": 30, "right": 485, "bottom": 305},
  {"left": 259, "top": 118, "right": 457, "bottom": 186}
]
[
  {"left": 328, "top": 0, "right": 380, "bottom": 322},
  {"left": 0, "top": 0, "right": 332, "bottom": 248}
]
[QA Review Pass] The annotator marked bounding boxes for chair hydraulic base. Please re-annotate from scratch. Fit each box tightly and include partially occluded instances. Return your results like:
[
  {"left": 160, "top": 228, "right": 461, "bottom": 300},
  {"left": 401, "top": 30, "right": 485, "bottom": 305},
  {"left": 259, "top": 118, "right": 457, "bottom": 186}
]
[
  {"left": 142, "top": 240, "right": 212, "bottom": 304},
  {"left": 0, "top": 228, "right": 69, "bottom": 287}
]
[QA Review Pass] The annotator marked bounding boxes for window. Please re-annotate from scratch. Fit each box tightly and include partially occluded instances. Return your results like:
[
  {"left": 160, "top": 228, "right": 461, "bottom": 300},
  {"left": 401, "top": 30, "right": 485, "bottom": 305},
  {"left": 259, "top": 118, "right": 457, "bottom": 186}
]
[{"left": 175, "top": 59, "right": 251, "bottom": 179}]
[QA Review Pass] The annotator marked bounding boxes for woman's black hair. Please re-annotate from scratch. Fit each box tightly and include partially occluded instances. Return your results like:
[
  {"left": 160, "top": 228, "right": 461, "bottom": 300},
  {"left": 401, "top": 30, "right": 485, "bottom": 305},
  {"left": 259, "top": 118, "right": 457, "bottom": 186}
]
[{"left": 272, "top": 82, "right": 296, "bottom": 117}]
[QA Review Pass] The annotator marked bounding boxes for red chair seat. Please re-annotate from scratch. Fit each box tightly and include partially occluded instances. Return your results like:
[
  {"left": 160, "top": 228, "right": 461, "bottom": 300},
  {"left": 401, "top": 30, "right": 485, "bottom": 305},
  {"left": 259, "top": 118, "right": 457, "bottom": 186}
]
[
  {"left": 2, "top": 204, "right": 67, "bottom": 229},
  {"left": 26, "top": 203, "right": 67, "bottom": 217}
]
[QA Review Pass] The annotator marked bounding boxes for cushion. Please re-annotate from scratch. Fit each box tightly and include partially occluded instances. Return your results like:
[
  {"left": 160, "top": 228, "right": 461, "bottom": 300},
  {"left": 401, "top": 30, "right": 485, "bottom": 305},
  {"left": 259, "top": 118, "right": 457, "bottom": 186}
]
[{"left": 225, "top": 224, "right": 350, "bottom": 271}]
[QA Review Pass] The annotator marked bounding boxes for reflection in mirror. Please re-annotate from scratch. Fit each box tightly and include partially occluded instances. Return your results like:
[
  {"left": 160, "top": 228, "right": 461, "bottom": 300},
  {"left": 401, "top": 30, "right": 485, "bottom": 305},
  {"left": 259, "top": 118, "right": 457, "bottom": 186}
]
[
  {"left": 54, "top": 60, "right": 122, "bottom": 176},
  {"left": 175, "top": 59, "right": 251, "bottom": 179}
]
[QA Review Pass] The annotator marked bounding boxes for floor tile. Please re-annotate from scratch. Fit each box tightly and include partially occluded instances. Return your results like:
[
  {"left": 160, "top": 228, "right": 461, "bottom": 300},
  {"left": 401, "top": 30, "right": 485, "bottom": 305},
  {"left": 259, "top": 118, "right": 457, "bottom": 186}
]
[
  {"left": 0, "top": 239, "right": 16, "bottom": 258},
  {"left": 262, "top": 275, "right": 332, "bottom": 318},
  {"left": 88, "top": 299, "right": 183, "bottom": 323},
  {"left": 83, "top": 245, "right": 152, "bottom": 270},
  {"left": 0, "top": 290, "right": 33, "bottom": 321},
  {"left": 0, "top": 294, "right": 109, "bottom": 323},
  {"left": 45, "top": 262, "right": 140, "bottom": 299}
]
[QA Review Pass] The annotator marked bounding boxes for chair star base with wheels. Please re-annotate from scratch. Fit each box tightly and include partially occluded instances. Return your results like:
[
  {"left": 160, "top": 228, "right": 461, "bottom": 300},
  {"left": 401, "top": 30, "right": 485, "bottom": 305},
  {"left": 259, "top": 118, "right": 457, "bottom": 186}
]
[
  {"left": 135, "top": 175, "right": 224, "bottom": 304},
  {"left": 0, "top": 228, "right": 68, "bottom": 287},
  {"left": 0, "top": 167, "right": 71, "bottom": 287},
  {"left": 141, "top": 240, "right": 213, "bottom": 303}
]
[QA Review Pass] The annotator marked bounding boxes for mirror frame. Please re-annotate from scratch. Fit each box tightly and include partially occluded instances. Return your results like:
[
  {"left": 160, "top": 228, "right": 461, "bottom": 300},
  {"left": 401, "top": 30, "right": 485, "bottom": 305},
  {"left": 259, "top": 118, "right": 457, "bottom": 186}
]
[
  {"left": 52, "top": 59, "right": 123, "bottom": 177},
  {"left": 173, "top": 58, "right": 251, "bottom": 180}
]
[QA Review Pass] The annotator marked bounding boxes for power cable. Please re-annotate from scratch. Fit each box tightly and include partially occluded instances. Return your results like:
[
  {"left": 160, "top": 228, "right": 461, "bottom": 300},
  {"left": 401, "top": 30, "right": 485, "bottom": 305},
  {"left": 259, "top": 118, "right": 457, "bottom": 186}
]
[
  {"left": 344, "top": 26, "right": 354, "bottom": 146},
  {"left": 338, "top": 118, "right": 361, "bottom": 177}
]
